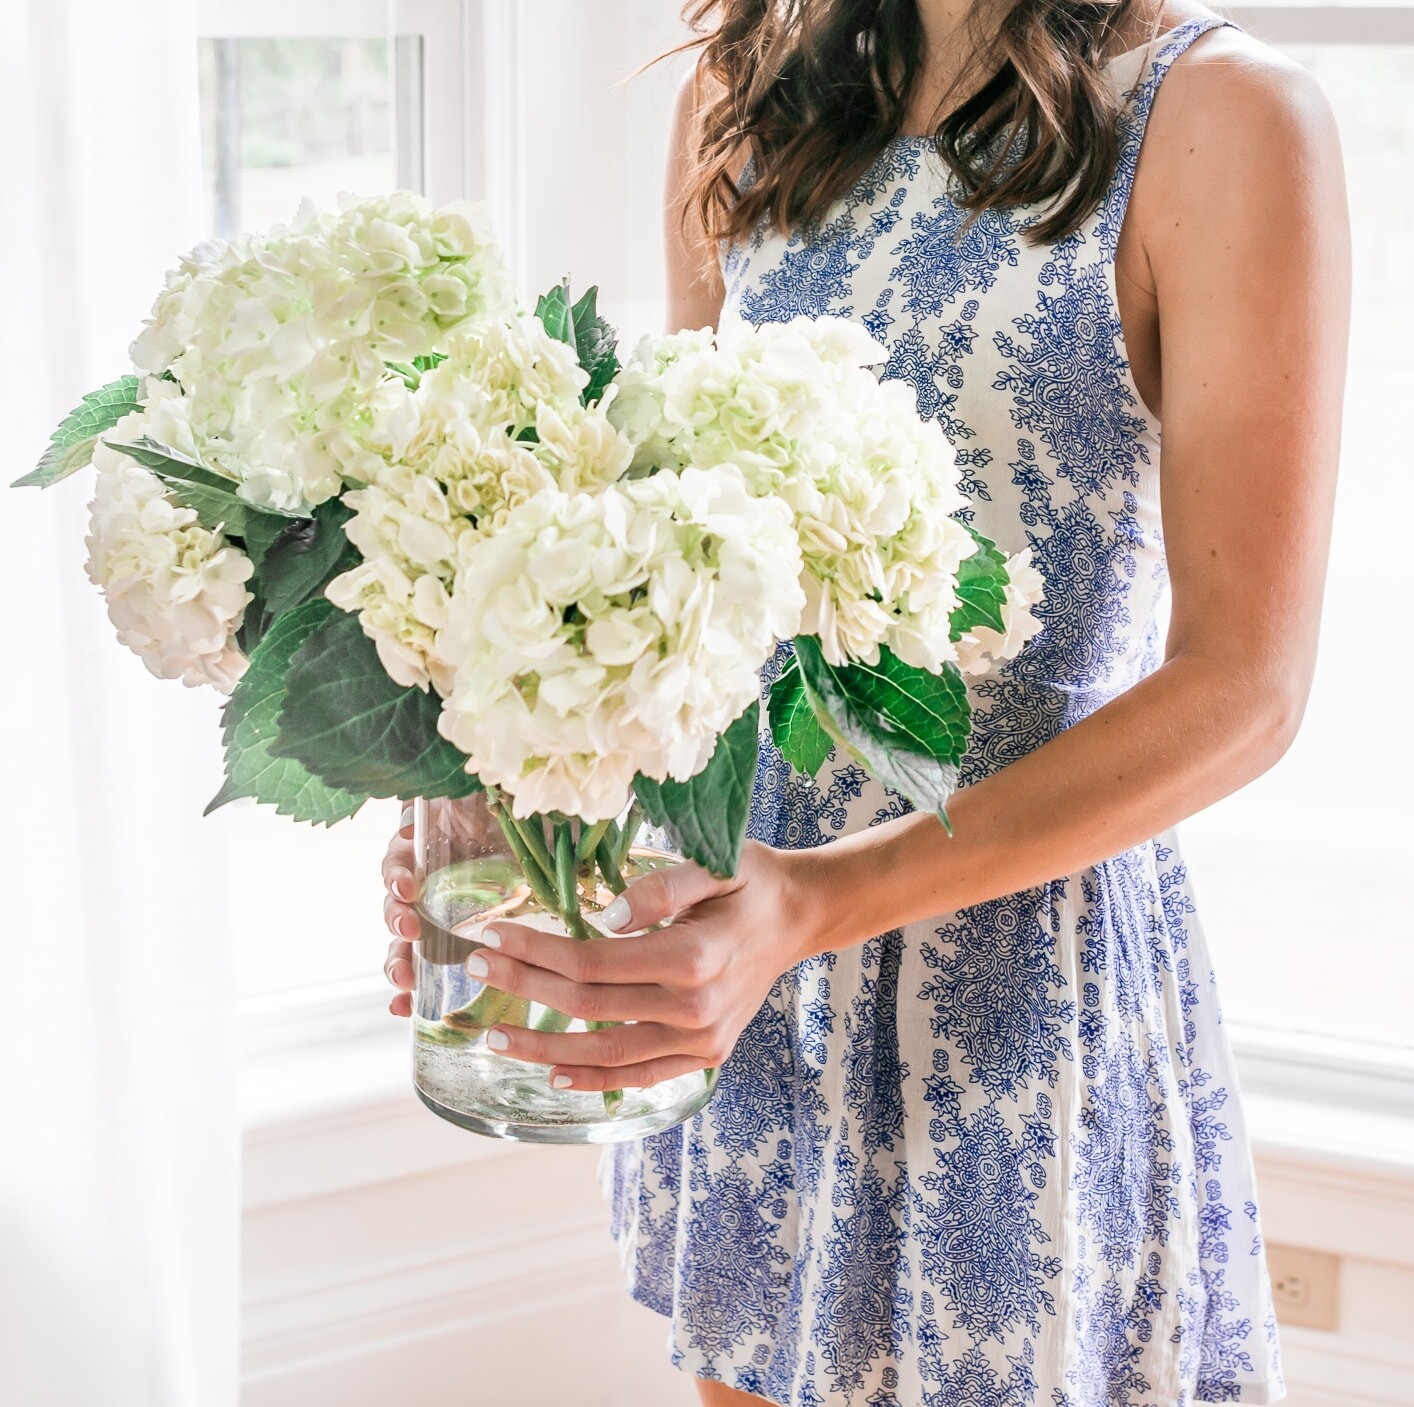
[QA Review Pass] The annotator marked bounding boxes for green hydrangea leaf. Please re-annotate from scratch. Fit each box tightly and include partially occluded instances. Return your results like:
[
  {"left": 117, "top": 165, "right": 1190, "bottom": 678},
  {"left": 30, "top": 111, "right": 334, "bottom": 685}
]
[
  {"left": 13, "top": 375, "right": 141, "bottom": 488},
  {"left": 534, "top": 281, "right": 574, "bottom": 346},
  {"left": 950, "top": 525, "right": 1009, "bottom": 641},
  {"left": 569, "top": 285, "right": 620, "bottom": 406},
  {"left": 206, "top": 597, "right": 366, "bottom": 825},
  {"left": 766, "top": 657, "right": 834, "bottom": 779},
  {"left": 254, "top": 498, "right": 361, "bottom": 620},
  {"left": 534, "top": 281, "right": 620, "bottom": 407},
  {"left": 270, "top": 606, "right": 481, "bottom": 800},
  {"left": 101, "top": 436, "right": 266, "bottom": 540},
  {"left": 793, "top": 636, "right": 970, "bottom": 821},
  {"left": 632, "top": 700, "right": 761, "bottom": 879}
]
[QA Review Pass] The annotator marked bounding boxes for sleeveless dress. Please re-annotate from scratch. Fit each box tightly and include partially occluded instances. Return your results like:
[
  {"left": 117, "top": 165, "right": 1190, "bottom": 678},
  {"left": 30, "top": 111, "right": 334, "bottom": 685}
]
[{"left": 598, "top": 16, "right": 1286, "bottom": 1405}]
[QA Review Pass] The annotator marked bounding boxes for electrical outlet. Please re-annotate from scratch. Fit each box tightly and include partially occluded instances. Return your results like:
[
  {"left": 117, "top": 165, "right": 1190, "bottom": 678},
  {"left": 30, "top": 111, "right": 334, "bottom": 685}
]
[{"left": 1267, "top": 1242, "right": 1340, "bottom": 1331}]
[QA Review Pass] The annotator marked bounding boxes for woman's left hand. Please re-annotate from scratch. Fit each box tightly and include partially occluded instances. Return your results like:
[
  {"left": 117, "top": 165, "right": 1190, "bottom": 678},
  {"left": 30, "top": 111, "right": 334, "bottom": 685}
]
[{"left": 466, "top": 840, "right": 826, "bottom": 1092}]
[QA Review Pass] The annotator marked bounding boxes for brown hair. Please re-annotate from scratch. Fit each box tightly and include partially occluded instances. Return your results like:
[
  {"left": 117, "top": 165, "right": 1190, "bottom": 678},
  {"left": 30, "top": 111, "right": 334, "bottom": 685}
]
[{"left": 669, "top": 0, "right": 1147, "bottom": 248}]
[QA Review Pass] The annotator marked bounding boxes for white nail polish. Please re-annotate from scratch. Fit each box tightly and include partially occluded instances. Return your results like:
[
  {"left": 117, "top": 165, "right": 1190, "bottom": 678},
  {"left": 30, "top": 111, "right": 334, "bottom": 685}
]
[
  {"left": 480, "top": 926, "right": 502, "bottom": 948},
  {"left": 399, "top": 804, "right": 414, "bottom": 831},
  {"left": 486, "top": 1029, "right": 510, "bottom": 1051},
  {"left": 550, "top": 1073, "right": 573, "bottom": 1089},
  {"left": 601, "top": 897, "right": 632, "bottom": 932},
  {"left": 465, "top": 953, "right": 489, "bottom": 979}
]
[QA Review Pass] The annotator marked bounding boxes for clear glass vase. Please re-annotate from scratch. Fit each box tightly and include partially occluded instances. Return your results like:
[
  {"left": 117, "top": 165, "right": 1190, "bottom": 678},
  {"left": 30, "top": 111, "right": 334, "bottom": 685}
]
[{"left": 410, "top": 791, "right": 719, "bottom": 1142}]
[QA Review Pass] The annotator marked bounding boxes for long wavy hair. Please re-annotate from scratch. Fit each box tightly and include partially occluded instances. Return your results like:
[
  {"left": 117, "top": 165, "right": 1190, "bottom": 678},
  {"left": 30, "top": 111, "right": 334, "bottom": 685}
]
[{"left": 667, "top": 0, "right": 1150, "bottom": 248}]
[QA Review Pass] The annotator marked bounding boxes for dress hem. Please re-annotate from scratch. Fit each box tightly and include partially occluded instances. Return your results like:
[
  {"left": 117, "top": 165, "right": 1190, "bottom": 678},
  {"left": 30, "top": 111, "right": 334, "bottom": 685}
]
[{"left": 618, "top": 1261, "right": 1288, "bottom": 1407}]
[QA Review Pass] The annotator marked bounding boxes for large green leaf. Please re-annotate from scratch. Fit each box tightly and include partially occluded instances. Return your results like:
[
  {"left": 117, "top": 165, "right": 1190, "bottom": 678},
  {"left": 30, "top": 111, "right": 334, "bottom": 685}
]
[
  {"left": 271, "top": 606, "right": 481, "bottom": 800},
  {"left": 569, "top": 286, "right": 619, "bottom": 405},
  {"left": 206, "top": 597, "right": 366, "bottom": 825},
  {"left": 14, "top": 376, "right": 141, "bottom": 488},
  {"left": 534, "top": 281, "right": 620, "bottom": 407},
  {"left": 950, "top": 526, "right": 1009, "bottom": 641},
  {"left": 766, "top": 657, "right": 834, "bottom": 780},
  {"left": 254, "top": 497, "right": 360, "bottom": 619},
  {"left": 792, "top": 636, "right": 970, "bottom": 820},
  {"left": 102, "top": 436, "right": 262, "bottom": 539},
  {"left": 632, "top": 700, "right": 761, "bottom": 879}
]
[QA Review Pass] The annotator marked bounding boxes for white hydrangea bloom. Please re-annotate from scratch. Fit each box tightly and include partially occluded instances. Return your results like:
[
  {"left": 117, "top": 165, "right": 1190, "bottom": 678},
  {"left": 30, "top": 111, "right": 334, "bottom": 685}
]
[
  {"left": 325, "top": 314, "right": 634, "bottom": 694},
  {"left": 435, "top": 466, "right": 805, "bottom": 821},
  {"left": 954, "top": 549, "right": 1047, "bottom": 677},
  {"left": 128, "top": 193, "right": 513, "bottom": 512},
  {"left": 84, "top": 428, "right": 254, "bottom": 693},
  {"left": 609, "top": 313, "right": 979, "bottom": 672}
]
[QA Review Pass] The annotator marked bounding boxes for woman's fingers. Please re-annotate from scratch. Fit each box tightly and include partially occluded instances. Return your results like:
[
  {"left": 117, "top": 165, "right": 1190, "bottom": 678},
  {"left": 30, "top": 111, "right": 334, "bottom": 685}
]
[
  {"left": 383, "top": 891, "right": 419, "bottom": 941},
  {"left": 385, "top": 936, "right": 415, "bottom": 991},
  {"left": 483, "top": 1017, "right": 721, "bottom": 1072},
  {"left": 479, "top": 917, "right": 718, "bottom": 988},
  {"left": 465, "top": 944, "right": 706, "bottom": 1026},
  {"left": 385, "top": 809, "right": 418, "bottom": 1018},
  {"left": 599, "top": 858, "right": 735, "bottom": 933},
  {"left": 544, "top": 1053, "right": 713, "bottom": 1092},
  {"left": 382, "top": 836, "right": 416, "bottom": 903}
]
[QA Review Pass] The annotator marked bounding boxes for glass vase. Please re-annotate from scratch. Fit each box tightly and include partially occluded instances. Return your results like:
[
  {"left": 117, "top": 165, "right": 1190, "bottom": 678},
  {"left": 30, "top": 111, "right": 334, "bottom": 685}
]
[{"left": 410, "top": 791, "right": 719, "bottom": 1142}]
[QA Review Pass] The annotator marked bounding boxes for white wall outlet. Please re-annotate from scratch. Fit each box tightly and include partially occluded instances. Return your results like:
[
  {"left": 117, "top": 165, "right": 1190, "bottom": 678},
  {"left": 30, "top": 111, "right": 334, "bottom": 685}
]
[{"left": 1267, "top": 1242, "right": 1340, "bottom": 1331}]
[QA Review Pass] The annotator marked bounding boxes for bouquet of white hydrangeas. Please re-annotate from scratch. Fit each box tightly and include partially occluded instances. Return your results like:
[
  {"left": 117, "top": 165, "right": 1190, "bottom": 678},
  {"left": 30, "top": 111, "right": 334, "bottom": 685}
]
[{"left": 15, "top": 194, "right": 1042, "bottom": 1104}]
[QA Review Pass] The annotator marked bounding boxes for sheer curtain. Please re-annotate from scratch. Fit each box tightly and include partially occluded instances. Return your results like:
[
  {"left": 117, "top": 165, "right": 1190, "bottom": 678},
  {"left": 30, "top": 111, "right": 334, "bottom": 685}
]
[{"left": 0, "top": 3, "right": 240, "bottom": 1405}]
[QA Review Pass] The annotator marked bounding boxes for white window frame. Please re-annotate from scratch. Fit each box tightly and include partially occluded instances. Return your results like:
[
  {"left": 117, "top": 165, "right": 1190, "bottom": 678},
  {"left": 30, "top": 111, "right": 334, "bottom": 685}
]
[
  {"left": 198, "top": 0, "right": 1414, "bottom": 1158},
  {"left": 194, "top": 0, "right": 525, "bottom": 274}
]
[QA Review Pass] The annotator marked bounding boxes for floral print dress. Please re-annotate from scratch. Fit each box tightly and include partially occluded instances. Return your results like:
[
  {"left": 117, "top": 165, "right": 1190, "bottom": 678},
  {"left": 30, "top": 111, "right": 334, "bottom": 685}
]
[{"left": 599, "top": 16, "right": 1286, "bottom": 1405}]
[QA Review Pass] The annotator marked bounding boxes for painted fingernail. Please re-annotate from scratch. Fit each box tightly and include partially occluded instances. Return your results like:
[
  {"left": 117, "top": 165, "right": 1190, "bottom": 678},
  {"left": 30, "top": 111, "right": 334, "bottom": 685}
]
[
  {"left": 486, "top": 1029, "right": 510, "bottom": 1051},
  {"left": 480, "top": 927, "right": 502, "bottom": 948},
  {"left": 550, "top": 1073, "right": 573, "bottom": 1088},
  {"left": 601, "top": 897, "right": 631, "bottom": 931},
  {"left": 399, "top": 804, "right": 414, "bottom": 831},
  {"left": 396, "top": 911, "right": 417, "bottom": 938},
  {"left": 390, "top": 870, "right": 413, "bottom": 900},
  {"left": 465, "top": 953, "right": 489, "bottom": 979}
]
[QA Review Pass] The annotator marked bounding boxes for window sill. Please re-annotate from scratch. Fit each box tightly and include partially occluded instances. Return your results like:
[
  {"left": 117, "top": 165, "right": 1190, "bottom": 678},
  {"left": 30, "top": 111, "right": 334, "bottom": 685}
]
[{"left": 239, "top": 980, "right": 1414, "bottom": 1210}]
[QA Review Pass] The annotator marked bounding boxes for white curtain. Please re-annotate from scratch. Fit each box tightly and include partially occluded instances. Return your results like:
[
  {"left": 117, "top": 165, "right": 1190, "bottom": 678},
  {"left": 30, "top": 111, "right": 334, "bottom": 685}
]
[{"left": 0, "top": 4, "right": 240, "bottom": 1406}]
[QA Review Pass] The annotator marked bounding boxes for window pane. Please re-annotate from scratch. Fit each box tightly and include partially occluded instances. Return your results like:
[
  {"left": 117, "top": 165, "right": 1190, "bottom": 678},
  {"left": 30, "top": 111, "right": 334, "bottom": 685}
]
[
  {"left": 197, "top": 37, "right": 422, "bottom": 239},
  {"left": 1181, "top": 44, "right": 1414, "bottom": 1049},
  {"left": 193, "top": 36, "right": 423, "bottom": 1002}
]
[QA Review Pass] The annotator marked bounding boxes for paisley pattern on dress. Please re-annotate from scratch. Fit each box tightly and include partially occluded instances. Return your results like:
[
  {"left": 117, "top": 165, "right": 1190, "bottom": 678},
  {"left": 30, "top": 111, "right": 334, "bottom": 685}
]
[{"left": 599, "top": 16, "right": 1285, "bottom": 1405}]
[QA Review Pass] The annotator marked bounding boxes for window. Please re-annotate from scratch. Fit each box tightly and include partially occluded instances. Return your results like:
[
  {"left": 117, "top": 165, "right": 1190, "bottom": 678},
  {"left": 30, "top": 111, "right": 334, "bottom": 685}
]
[
  {"left": 192, "top": 0, "right": 504, "bottom": 1005},
  {"left": 198, "top": 36, "right": 420, "bottom": 238},
  {"left": 1181, "top": 10, "right": 1414, "bottom": 1052}
]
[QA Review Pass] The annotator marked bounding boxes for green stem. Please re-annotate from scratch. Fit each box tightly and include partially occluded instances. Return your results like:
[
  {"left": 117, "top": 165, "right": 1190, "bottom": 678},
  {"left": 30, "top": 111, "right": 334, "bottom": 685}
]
[
  {"left": 555, "top": 822, "right": 595, "bottom": 941},
  {"left": 485, "top": 790, "right": 559, "bottom": 912},
  {"left": 595, "top": 834, "right": 626, "bottom": 895},
  {"left": 533, "top": 1005, "right": 574, "bottom": 1033},
  {"left": 614, "top": 807, "right": 642, "bottom": 871},
  {"left": 445, "top": 985, "right": 515, "bottom": 1031},
  {"left": 500, "top": 995, "right": 532, "bottom": 1029},
  {"left": 517, "top": 815, "right": 557, "bottom": 895},
  {"left": 575, "top": 816, "right": 613, "bottom": 864}
]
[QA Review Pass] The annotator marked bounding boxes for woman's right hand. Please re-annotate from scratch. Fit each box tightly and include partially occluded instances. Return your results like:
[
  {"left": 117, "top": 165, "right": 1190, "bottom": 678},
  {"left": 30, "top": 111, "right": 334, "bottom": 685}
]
[{"left": 383, "top": 804, "right": 418, "bottom": 1017}]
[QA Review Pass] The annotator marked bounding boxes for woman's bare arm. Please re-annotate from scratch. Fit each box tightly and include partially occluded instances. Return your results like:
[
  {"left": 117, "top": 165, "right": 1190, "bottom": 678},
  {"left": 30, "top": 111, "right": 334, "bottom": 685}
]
[{"left": 664, "top": 64, "right": 728, "bottom": 333}]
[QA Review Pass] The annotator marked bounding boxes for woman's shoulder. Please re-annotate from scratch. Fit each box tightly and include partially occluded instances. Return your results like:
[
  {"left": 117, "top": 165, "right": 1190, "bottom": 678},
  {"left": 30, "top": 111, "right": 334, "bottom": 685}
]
[
  {"left": 1128, "top": 13, "right": 1341, "bottom": 233},
  {"left": 1144, "top": 13, "right": 1336, "bottom": 146}
]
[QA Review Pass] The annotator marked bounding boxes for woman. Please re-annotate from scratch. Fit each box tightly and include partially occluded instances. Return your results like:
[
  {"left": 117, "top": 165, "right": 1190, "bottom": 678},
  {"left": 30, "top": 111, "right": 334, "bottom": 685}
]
[{"left": 383, "top": 0, "right": 1348, "bottom": 1401}]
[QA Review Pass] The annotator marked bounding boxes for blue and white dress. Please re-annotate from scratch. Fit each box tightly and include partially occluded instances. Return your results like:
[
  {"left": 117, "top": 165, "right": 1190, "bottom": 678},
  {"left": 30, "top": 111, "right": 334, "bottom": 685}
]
[{"left": 600, "top": 16, "right": 1286, "bottom": 1405}]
